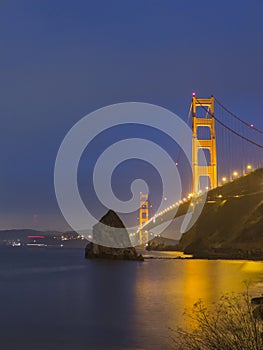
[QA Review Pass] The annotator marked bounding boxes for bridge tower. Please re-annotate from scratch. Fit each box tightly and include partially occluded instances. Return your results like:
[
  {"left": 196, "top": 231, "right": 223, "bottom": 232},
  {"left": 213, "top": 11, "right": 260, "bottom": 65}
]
[
  {"left": 139, "top": 193, "right": 149, "bottom": 245},
  {"left": 192, "top": 96, "right": 217, "bottom": 193}
]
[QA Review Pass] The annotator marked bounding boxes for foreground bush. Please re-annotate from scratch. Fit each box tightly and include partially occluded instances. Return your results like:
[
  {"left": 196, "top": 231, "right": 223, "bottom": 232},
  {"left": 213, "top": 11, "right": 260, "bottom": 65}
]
[{"left": 172, "top": 292, "right": 263, "bottom": 350}]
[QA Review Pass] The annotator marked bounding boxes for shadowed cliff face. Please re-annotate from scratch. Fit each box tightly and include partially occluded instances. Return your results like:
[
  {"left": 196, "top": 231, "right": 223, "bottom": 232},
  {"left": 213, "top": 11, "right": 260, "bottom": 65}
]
[
  {"left": 85, "top": 210, "right": 143, "bottom": 260},
  {"left": 178, "top": 168, "right": 263, "bottom": 259},
  {"left": 97, "top": 210, "right": 127, "bottom": 228}
]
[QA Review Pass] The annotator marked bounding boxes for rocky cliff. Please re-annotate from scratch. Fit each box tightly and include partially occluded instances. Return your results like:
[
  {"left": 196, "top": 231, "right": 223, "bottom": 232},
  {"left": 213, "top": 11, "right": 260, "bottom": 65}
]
[{"left": 177, "top": 168, "right": 263, "bottom": 259}]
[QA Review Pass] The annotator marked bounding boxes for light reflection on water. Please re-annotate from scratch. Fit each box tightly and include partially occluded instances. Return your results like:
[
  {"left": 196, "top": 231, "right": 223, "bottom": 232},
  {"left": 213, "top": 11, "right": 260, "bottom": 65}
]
[
  {"left": 0, "top": 248, "right": 262, "bottom": 350},
  {"left": 132, "top": 255, "right": 263, "bottom": 349}
]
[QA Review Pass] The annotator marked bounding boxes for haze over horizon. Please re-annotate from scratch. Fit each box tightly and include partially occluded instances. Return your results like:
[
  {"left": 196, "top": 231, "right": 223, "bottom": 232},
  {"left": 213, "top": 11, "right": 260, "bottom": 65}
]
[{"left": 1, "top": 0, "right": 263, "bottom": 231}]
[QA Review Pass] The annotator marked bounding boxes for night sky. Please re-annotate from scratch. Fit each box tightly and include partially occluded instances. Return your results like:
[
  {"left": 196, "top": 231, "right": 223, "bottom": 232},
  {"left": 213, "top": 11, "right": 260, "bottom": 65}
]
[{"left": 1, "top": 0, "right": 263, "bottom": 231}]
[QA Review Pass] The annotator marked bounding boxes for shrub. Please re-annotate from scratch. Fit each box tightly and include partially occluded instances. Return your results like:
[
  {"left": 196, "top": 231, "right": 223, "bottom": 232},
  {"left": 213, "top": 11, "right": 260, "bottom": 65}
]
[{"left": 171, "top": 291, "right": 263, "bottom": 350}]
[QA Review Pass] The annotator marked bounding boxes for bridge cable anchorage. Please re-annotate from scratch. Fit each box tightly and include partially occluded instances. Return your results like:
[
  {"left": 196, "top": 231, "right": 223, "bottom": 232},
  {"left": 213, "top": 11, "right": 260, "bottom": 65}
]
[
  {"left": 214, "top": 97, "right": 263, "bottom": 134},
  {"left": 196, "top": 99, "right": 263, "bottom": 149}
]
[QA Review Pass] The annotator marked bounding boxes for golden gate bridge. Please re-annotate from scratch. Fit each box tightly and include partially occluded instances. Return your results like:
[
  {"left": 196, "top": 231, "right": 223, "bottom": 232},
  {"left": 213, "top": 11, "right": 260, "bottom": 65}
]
[{"left": 137, "top": 94, "right": 263, "bottom": 244}]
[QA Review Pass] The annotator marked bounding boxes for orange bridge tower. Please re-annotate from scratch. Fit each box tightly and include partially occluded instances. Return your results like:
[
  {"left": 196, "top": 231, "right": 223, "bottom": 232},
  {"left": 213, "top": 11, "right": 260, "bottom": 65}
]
[
  {"left": 139, "top": 193, "right": 149, "bottom": 245},
  {"left": 192, "top": 95, "right": 217, "bottom": 193}
]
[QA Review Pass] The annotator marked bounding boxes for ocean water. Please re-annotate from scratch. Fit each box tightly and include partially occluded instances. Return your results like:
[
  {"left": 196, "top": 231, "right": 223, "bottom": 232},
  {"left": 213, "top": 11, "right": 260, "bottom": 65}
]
[{"left": 0, "top": 247, "right": 262, "bottom": 350}]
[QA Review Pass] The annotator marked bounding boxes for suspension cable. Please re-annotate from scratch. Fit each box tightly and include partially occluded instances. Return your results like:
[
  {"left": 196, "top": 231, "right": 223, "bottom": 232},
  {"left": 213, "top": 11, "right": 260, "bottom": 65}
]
[
  {"left": 175, "top": 102, "right": 192, "bottom": 164},
  {"left": 214, "top": 97, "right": 263, "bottom": 134},
  {"left": 196, "top": 99, "right": 263, "bottom": 149}
]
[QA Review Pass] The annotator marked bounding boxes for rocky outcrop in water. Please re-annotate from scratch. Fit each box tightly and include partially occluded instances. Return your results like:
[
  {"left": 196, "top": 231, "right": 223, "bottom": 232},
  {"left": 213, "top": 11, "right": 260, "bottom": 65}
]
[{"left": 85, "top": 210, "right": 143, "bottom": 261}]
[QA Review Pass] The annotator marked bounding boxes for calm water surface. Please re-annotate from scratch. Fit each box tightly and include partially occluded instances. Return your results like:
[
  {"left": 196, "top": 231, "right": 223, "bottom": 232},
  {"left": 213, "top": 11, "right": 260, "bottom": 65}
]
[{"left": 0, "top": 248, "right": 262, "bottom": 350}]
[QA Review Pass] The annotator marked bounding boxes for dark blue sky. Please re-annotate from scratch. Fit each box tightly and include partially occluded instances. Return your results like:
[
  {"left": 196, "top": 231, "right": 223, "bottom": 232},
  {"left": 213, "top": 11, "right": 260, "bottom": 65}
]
[{"left": 1, "top": 0, "right": 262, "bottom": 230}]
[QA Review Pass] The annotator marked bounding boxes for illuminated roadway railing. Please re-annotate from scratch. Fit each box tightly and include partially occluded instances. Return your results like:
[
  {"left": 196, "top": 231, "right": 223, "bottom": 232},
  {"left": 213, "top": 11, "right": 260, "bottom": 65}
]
[{"left": 137, "top": 192, "right": 198, "bottom": 233}]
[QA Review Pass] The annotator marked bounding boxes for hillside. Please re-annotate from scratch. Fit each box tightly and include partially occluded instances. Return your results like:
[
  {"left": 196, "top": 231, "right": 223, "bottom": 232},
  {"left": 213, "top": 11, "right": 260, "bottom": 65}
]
[
  {"left": 146, "top": 236, "right": 180, "bottom": 251},
  {"left": 0, "top": 229, "right": 88, "bottom": 248},
  {"left": 177, "top": 168, "right": 263, "bottom": 259}
]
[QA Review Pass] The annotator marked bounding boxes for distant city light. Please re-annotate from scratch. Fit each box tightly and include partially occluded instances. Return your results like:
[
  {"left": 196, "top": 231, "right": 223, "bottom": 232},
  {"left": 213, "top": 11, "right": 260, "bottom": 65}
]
[
  {"left": 205, "top": 186, "right": 209, "bottom": 190},
  {"left": 222, "top": 177, "right": 227, "bottom": 182},
  {"left": 233, "top": 171, "right": 238, "bottom": 177},
  {"left": 164, "top": 197, "right": 167, "bottom": 201},
  {"left": 247, "top": 164, "right": 252, "bottom": 170}
]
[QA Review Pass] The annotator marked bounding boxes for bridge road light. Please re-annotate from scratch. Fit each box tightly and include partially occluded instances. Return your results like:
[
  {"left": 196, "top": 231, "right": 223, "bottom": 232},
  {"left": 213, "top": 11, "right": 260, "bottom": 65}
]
[
  {"left": 232, "top": 171, "right": 239, "bottom": 180},
  {"left": 247, "top": 164, "right": 252, "bottom": 171},
  {"left": 222, "top": 176, "right": 227, "bottom": 183}
]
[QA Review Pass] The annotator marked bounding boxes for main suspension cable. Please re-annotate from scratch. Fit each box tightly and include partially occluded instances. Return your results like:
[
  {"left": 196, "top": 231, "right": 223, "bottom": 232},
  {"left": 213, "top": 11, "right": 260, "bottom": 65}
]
[{"left": 196, "top": 99, "right": 263, "bottom": 149}]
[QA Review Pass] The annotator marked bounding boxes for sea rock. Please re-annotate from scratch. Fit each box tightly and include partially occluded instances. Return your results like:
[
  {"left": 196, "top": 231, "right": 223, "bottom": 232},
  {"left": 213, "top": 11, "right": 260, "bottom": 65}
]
[{"left": 85, "top": 210, "right": 143, "bottom": 261}]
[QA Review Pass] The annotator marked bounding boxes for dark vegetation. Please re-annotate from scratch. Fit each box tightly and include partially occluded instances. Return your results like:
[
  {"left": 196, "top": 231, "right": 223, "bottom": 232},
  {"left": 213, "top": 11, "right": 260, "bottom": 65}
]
[
  {"left": 172, "top": 290, "right": 263, "bottom": 350},
  {"left": 149, "top": 168, "right": 263, "bottom": 259}
]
